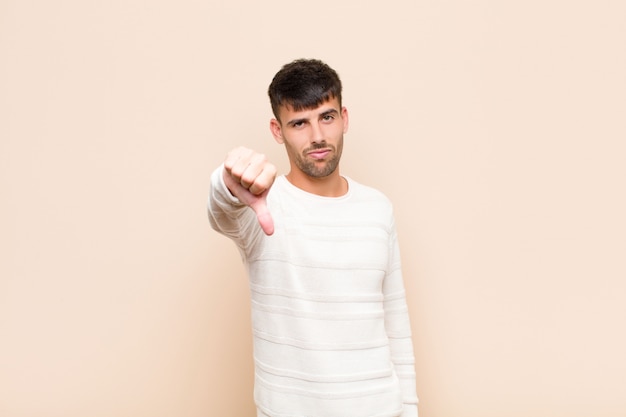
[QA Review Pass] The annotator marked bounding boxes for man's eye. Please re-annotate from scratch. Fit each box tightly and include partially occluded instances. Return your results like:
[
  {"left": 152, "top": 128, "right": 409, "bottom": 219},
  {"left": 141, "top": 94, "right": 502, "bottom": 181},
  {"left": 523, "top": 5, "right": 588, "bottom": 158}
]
[{"left": 322, "top": 115, "right": 334, "bottom": 121}]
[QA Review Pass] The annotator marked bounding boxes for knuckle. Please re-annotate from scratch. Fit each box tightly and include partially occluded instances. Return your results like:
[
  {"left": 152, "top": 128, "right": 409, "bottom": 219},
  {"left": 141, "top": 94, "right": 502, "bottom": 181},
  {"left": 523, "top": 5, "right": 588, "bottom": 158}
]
[{"left": 240, "top": 172, "right": 255, "bottom": 187}]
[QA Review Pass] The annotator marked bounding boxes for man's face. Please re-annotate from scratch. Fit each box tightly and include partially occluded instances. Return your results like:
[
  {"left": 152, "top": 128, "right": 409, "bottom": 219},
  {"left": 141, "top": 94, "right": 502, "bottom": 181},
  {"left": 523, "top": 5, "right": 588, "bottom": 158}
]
[{"left": 270, "top": 97, "right": 349, "bottom": 179}]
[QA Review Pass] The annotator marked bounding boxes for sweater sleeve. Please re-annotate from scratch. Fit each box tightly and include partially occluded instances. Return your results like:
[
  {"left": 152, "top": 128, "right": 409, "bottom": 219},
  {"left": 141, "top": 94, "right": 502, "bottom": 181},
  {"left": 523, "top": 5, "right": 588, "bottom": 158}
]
[
  {"left": 383, "top": 218, "right": 419, "bottom": 417},
  {"left": 207, "top": 164, "right": 263, "bottom": 257}
]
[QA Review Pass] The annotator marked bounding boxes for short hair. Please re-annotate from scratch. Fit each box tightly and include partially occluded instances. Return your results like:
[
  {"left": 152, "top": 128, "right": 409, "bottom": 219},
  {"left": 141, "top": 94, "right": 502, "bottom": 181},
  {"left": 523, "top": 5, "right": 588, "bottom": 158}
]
[{"left": 268, "top": 59, "right": 343, "bottom": 120}]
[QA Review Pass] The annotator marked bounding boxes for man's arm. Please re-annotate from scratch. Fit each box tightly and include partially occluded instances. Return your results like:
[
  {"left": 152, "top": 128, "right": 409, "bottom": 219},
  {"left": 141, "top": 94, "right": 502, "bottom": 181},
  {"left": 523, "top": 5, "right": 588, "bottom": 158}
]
[{"left": 384, "top": 219, "right": 419, "bottom": 417}]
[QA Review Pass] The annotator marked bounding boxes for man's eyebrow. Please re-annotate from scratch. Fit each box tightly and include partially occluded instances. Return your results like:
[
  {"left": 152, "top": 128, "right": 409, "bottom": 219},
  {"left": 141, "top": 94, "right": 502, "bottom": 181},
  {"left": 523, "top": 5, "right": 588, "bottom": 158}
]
[
  {"left": 320, "top": 109, "right": 339, "bottom": 117},
  {"left": 286, "top": 117, "right": 308, "bottom": 127},
  {"left": 285, "top": 108, "right": 339, "bottom": 126}
]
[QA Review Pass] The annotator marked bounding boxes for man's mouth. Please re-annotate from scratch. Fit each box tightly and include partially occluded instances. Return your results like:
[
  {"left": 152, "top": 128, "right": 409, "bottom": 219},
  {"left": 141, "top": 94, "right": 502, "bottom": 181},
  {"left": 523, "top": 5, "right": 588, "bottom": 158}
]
[{"left": 307, "top": 149, "right": 331, "bottom": 160}]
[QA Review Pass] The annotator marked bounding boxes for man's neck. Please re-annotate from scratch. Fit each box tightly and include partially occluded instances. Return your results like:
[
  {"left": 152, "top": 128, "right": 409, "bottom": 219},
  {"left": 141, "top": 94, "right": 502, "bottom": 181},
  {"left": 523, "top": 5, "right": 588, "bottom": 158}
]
[{"left": 285, "top": 170, "right": 348, "bottom": 197}]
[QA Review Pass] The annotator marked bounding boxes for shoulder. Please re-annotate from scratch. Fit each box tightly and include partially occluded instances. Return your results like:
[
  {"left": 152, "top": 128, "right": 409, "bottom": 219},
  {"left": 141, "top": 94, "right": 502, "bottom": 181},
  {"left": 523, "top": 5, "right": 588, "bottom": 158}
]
[
  {"left": 345, "top": 177, "right": 396, "bottom": 226},
  {"left": 346, "top": 177, "right": 393, "bottom": 206}
]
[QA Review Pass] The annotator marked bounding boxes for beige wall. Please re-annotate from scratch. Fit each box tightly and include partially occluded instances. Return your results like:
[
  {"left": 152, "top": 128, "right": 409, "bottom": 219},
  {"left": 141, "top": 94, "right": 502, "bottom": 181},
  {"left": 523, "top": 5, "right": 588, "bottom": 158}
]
[{"left": 1, "top": 1, "right": 625, "bottom": 416}]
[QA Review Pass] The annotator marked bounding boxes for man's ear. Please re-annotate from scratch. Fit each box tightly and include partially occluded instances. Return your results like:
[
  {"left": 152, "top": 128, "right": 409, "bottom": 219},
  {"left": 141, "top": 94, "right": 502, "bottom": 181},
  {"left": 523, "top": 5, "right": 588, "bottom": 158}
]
[
  {"left": 270, "top": 118, "right": 284, "bottom": 144},
  {"left": 342, "top": 106, "right": 349, "bottom": 134}
]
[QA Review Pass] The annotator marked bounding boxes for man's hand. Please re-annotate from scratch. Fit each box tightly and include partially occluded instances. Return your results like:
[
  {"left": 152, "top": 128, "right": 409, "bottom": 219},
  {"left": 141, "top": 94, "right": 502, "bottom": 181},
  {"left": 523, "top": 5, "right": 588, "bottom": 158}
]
[{"left": 223, "top": 147, "right": 277, "bottom": 236}]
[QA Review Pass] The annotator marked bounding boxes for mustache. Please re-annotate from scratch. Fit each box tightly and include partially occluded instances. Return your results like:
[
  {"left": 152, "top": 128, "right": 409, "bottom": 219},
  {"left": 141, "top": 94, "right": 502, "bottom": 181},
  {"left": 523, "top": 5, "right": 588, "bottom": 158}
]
[{"left": 304, "top": 142, "right": 334, "bottom": 153}]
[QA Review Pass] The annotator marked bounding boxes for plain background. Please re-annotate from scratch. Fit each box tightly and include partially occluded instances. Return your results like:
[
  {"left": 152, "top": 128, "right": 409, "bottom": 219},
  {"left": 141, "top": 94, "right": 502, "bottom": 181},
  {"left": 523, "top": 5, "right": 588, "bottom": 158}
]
[{"left": 1, "top": 1, "right": 625, "bottom": 416}]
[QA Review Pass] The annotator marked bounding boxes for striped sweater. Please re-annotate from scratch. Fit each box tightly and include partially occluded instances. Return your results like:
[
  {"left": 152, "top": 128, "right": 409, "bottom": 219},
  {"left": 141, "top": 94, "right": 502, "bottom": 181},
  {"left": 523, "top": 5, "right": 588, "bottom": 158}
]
[{"left": 208, "top": 166, "right": 418, "bottom": 417}]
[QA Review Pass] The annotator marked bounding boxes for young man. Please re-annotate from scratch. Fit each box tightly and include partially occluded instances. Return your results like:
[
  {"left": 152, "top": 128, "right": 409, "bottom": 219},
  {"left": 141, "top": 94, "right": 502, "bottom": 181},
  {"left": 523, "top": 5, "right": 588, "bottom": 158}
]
[{"left": 208, "top": 59, "right": 418, "bottom": 417}]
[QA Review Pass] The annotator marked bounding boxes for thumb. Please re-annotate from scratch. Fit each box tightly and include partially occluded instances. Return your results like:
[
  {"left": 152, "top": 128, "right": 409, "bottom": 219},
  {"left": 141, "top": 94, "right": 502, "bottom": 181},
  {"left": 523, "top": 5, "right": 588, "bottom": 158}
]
[{"left": 250, "top": 197, "right": 274, "bottom": 236}]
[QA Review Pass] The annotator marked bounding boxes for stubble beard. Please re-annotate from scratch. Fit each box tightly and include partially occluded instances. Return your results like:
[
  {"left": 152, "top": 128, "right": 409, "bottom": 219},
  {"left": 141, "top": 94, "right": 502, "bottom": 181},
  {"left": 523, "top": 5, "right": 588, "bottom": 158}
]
[{"left": 295, "top": 139, "right": 343, "bottom": 178}]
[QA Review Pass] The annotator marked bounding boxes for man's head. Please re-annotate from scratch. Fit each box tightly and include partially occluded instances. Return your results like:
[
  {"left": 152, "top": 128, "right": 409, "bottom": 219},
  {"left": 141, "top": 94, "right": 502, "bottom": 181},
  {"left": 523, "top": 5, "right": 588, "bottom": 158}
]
[
  {"left": 268, "top": 59, "right": 349, "bottom": 189},
  {"left": 268, "top": 59, "right": 342, "bottom": 122}
]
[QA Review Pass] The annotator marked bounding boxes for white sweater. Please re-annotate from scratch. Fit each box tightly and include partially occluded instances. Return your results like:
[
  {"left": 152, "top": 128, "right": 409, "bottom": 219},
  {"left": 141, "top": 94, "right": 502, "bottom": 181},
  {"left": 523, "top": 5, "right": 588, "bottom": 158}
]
[{"left": 208, "top": 166, "right": 418, "bottom": 417}]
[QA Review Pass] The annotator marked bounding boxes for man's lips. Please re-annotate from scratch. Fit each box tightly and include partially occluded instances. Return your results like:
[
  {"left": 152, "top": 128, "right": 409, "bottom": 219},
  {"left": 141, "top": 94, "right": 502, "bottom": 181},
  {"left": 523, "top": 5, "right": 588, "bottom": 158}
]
[{"left": 307, "top": 149, "right": 331, "bottom": 159}]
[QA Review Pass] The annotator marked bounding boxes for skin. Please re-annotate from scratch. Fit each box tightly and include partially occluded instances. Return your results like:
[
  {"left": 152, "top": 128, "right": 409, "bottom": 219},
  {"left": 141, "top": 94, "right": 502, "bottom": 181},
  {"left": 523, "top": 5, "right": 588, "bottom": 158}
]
[{"left": 223, "top": 97, "right": 349, "bottom": 236}]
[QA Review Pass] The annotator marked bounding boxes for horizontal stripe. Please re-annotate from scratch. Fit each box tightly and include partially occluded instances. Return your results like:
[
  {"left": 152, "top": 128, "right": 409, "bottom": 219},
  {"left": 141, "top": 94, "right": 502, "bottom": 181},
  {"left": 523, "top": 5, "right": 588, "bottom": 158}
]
[
  {"left": 251, "top": 300, "right": 384, "bottom": 320},
  {"left": 250, "top": 283, "right": 384, "bottom": 303},
  {"left": 383, "top": 290, "right": 407, "bottom": 301},
  {"left": 254, "top": 357, "right": 393, "bottom": 383},
  {"left": 255, "top": 373, "right": 400, "bottom": 400},
  {"left": 253, "top": 329, "right": 389, "bottom": 351},
  {"left": 248, "top": 255, "right": 387, "bottom": 272}
]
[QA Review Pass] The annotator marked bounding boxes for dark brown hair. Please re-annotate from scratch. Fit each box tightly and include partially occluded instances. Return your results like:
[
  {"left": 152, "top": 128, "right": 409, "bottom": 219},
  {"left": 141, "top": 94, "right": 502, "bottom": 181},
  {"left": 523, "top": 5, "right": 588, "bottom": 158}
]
[{"left": 268, "top": 59, "right": 343, "bottom": 121}]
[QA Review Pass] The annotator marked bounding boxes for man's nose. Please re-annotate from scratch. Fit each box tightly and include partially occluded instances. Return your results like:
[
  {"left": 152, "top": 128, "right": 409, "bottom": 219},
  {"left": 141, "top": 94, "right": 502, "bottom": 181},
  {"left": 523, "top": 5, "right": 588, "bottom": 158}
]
[{"left": 310, "top": 121, "right": 324, "bottom": 143}]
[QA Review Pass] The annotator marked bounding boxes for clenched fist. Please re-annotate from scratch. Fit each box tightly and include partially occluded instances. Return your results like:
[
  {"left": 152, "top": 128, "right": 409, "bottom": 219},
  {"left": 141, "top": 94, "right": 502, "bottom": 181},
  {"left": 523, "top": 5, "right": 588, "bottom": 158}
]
[{"left": 223, "top": 147, "right": 277, "bottom": 236}]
